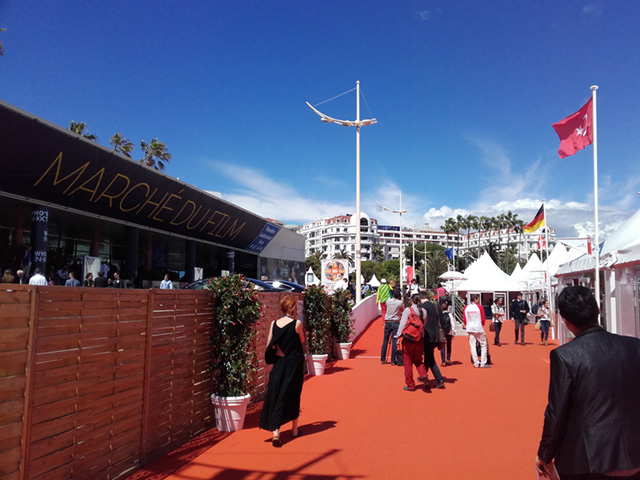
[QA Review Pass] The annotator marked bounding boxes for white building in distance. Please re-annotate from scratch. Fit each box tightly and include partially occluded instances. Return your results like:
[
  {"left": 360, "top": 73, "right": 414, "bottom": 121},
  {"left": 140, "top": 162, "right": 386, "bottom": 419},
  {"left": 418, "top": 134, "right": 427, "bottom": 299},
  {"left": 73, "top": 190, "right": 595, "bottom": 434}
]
[{"left": 295, "top": 213, "right": 555, "bottom": 265}]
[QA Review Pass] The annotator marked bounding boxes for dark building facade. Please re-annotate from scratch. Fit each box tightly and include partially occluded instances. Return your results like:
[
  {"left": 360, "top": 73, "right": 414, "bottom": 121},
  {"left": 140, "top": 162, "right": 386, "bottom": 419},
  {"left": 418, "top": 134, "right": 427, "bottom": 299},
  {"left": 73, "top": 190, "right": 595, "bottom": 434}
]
[{"left": 0, "top": 101, "right": 304, "bottom": 286}]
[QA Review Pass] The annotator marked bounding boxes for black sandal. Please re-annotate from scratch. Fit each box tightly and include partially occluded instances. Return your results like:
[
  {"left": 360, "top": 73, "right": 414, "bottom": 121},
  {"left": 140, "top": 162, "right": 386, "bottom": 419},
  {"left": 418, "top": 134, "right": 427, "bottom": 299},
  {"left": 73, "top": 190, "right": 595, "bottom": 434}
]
[
  {"left": 272, "top": 437, "right": 282, "bottom": 447},
  {"left": 292, "top": 428, "right": 303, "bottom": 438}
]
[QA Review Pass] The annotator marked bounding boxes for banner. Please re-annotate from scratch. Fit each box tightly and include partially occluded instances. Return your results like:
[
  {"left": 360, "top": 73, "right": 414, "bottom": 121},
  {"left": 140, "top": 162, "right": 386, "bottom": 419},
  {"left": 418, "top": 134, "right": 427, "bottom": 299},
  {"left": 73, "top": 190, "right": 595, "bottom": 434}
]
[
  {"left": 321, "top": 259, "right": 350, "bottom": 293},
  {"left": 0, "top": 101, "right": 278, "bottom": 253},
  {"left": 558, "top": 237, "right": 593, "bottom": 256}
]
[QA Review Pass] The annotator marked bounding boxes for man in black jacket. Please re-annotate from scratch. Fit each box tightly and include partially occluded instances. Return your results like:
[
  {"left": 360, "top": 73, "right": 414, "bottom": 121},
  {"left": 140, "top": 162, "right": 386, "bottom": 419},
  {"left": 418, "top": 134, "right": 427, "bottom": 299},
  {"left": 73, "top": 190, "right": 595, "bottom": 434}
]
[
  {"left": 536, "top": 286, "right": 640, "bottom": 479},
  {"left": 419, "top": 291, "right": 445, "bottom": 389},
  {"left": 509, "top": 292, "right": 529, "bottom": 345}
]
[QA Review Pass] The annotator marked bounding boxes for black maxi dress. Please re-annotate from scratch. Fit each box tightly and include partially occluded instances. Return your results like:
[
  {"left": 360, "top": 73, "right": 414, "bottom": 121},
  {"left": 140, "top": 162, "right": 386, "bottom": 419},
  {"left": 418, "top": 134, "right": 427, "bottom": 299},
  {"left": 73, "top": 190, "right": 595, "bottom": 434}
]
[{"left": 259, "top": 320, "right": 305, "bottom": 431}]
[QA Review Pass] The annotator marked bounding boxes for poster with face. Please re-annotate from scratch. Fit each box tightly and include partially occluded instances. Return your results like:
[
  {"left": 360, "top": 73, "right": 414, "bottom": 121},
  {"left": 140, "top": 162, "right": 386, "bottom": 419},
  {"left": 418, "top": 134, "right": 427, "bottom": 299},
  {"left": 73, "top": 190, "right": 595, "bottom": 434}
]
[{"left": 321, "top": 259, "right": 349, "bottom": 294}]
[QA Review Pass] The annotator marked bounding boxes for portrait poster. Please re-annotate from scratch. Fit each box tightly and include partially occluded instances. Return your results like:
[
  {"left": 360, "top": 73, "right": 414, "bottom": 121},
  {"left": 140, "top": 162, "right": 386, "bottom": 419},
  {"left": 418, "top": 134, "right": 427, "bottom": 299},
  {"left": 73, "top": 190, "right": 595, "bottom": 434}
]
[{"left": 321, "top": 259, "right": 349, "bottom": 293}]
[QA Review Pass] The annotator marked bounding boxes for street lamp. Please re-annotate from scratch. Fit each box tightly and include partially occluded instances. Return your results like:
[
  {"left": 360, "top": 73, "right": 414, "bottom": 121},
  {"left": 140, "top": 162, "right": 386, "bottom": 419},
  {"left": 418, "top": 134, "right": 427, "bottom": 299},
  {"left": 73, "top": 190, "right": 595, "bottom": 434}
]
[
  {"left": 307, "top": 81, "right": 377, "bottom": 303},
  {"left": 376, "top": 191, "right": 409, "bottom": 291}
]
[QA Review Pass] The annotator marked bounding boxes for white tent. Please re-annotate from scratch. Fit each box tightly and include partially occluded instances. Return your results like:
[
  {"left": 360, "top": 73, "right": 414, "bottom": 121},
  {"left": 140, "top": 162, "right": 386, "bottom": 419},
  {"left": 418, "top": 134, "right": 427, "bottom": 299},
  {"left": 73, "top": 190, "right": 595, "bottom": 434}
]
[
  {"left": 368, "top": 275, "right": 381, "bottom": 288},
  {"left": 555, "top": 209, "right": 640, "bottom": 339},
  {"left": 510, "top": 263, "right": 525, "bottom": 282},
  {"left": 600, "top": 209, "right": 640, "bottom": 259},
  {"left": 524, "top": 253, "right": 546, "bottom": 291},
  {"left": 305, "top": 267, "right": 321, "bottom": 286},
  {"left": 456, "top": 252, "right": 522, "bottom": 293}
]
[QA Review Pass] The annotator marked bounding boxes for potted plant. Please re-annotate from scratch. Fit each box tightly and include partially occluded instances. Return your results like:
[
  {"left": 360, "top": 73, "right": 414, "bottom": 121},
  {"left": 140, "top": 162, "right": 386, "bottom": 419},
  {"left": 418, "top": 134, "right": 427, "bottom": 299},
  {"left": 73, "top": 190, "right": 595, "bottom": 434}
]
[
  {"left": 330, "top": 288, "right": 355, "bottom": 359},
  {"left": 302, "top": 284, "right": 331, "bottom": 375},
  {"left": 207, "top": 274, "right": 262, "bottom": 431}
]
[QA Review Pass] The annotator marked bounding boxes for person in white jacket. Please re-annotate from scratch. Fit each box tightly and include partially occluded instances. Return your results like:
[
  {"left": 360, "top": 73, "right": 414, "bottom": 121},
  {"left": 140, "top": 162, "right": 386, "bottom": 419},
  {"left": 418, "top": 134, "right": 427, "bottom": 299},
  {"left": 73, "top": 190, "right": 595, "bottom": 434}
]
[
  {"left": 463, "top": 294, "right": 491, "bottom": 368},
  {"left": 160, "top": 274, "right": 173, "bottom": 289}
]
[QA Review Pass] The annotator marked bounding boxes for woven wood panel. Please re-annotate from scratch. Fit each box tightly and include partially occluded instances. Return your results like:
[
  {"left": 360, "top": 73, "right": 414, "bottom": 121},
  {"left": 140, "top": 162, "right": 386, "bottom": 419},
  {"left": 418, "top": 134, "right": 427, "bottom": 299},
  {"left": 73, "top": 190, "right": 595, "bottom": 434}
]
[
  {"left": 0, "top": 286, "right": 299, "bottom": 479},
  {"left": 0, "top": 285, "right": 34, "bottom": 480}
]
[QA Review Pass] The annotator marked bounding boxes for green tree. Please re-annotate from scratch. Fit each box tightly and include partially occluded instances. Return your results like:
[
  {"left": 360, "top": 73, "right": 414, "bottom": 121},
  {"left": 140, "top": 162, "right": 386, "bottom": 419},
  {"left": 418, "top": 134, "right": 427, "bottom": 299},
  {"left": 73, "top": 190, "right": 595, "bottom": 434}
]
[
  {"left": 69, "top": 121, "right": 97, "bottom": 141},
  {"left": 140, "top": 138, "right": 172, "bottom": 170},
  {"left": 306, "top": 250, "right": 325, "bottom": 279},
  {"left": 110, "top": 132, "right": 135, "bottom": 157},
  {"left": 333, "top": 248, "right": 353, "bottom": 267},
  {"left": 370, "top": 242, "right": 384, "bottom": 262}
]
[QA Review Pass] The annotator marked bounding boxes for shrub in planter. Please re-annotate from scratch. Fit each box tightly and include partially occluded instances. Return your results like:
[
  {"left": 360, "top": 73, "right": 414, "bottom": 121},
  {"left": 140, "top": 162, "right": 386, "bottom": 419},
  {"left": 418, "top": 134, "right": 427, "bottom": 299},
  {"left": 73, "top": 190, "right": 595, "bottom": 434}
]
[
  {"left": 330, "top": 288, "right": 355, "bottom": 344},
  {"left": 302, "top": 284, "right": 331, "bottom": 355},
  {"left": 207, "top": 274, "right": 262, "bottom": 397}
]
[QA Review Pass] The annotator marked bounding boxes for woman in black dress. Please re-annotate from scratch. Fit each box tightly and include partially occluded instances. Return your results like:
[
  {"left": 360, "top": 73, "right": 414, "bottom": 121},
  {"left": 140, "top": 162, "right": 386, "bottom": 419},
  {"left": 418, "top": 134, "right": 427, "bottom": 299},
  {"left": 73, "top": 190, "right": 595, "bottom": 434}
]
[{"left": 259, "top": 295, "right": 305, "bottom": 447}]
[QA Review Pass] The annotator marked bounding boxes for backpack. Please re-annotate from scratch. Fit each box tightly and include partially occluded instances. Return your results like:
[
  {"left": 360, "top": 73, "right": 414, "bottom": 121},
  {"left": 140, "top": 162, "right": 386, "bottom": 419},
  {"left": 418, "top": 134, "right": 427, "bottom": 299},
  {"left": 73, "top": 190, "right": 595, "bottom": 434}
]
[
  {"left": 402, "top": 307, "right": 423, "bottom": 342},
  {"left": 531, "top": 303, "right": 539, "bottom": 315},
  {"left": 441, "top": 311, "right": 452, "bottom": 334}
]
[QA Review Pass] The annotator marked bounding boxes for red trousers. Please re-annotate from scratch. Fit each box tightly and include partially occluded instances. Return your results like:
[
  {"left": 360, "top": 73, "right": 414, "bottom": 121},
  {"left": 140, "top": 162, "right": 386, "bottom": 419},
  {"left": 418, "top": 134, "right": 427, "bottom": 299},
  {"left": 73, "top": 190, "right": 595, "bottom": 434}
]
[{"left": 401, "top": 339, "right": 427, "bottom": 388}]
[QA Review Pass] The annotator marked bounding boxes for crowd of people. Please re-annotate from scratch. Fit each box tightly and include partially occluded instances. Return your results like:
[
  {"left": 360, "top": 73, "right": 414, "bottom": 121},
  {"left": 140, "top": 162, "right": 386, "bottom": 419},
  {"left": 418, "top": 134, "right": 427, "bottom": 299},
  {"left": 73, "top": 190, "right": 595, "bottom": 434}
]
[
  {"left": 374, "top": 281, "right": 566, "bottom": 391},
  {"left": 0, "top": 245, "right": 181, "bottom": 289},
  {"left": 262, "top": 286, "right": 640, "bottom": 480}
]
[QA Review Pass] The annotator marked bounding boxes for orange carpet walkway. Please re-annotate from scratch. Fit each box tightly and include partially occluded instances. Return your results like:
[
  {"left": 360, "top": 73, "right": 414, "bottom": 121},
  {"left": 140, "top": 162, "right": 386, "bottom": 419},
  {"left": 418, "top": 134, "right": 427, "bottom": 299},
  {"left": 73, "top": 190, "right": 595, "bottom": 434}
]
[{"left": 129, "top": 317, "right": 554, "bottom": 480}]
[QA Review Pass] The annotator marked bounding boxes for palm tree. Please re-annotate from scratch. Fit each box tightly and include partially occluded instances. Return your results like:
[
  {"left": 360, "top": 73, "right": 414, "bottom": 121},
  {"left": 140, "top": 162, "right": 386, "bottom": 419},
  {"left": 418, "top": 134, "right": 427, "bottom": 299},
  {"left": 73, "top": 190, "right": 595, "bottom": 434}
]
[
  {"left": 140, "top": 138, "right": 172, "bottom": 170},
  {"left": 478, "top": 216, "right": 491, "bottom": 254},
  {"left": 69, "top": 121, "right": 97, "bottom": 141},
  {"left": 496, "top": 213, "right": 507, "bottom": 263},
  {"left": 513, "top": 218, "right": 525, "bottom": 267},
  {"left": 371, "top": 242, "right": 384, "bottom": 262},
  {"left": 334, "top": 248, "right": 354, "bottom": 267},
  {"left": 455, "top": 215, "right": 467, "bottom": 270},
  {"left": 465, "top": 214, "right": 478, "bottom": 260},
  {"left": 110, "top": 133, "right": 135, "bottom": 158},
  {"left": 441, "top": 218, "right": 458, "bottom": 249},
  {"left": 306, "top": 250, "right": 326, "bottom": 279},
  {"left": 505, "top": 211, "right": 518, "bottom": 263}
]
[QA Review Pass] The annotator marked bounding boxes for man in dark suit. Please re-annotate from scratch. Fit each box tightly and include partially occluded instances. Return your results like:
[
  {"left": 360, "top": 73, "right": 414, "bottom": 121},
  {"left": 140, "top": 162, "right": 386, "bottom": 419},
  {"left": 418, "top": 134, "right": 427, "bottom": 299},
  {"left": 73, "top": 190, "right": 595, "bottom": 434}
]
[
  {"left": 509, "top": 292, "right": 529, "bottom": 345},
  {"left": 536, "top": 286, "right": 640, "bottom": 480},
  {"left": 419, "top": 291, "right": 445, "bottom": 389}
]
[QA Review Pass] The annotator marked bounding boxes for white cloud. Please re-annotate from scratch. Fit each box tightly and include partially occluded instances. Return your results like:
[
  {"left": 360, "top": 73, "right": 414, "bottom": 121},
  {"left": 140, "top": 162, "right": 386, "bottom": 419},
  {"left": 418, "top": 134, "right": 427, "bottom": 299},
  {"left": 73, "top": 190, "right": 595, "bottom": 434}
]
[
  {"left": 206, "top": 160, "right": 351, "bottom": 223},
  {"left": 206, "top": 157, "right": 637, "bottom": 242}
]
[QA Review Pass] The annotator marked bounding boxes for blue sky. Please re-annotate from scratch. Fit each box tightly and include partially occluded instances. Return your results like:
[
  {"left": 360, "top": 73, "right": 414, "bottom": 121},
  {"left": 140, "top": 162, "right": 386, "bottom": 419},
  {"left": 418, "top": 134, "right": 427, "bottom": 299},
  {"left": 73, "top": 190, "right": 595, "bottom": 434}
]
[{"left": 1, "top": 1, "right": 639, "bottom": 240}]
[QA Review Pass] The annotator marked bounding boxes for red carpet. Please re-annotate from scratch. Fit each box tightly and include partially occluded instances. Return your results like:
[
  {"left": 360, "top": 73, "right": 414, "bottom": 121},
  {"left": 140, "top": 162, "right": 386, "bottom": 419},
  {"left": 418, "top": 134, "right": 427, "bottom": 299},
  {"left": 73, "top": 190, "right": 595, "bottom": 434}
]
[{"left": 129, "top": 317, "right": 553, "bottom": 479}]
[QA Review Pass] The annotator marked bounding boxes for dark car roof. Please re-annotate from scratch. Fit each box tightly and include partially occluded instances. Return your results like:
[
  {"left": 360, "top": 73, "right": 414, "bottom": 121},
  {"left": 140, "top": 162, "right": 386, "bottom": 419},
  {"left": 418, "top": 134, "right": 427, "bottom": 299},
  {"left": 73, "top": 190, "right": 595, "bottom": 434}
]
[
  {"left": 265, "top": 280, "right": 305, "bottom": 292},
  {"left": 183, "top": 277, "right": 286, "bottom": 292}
]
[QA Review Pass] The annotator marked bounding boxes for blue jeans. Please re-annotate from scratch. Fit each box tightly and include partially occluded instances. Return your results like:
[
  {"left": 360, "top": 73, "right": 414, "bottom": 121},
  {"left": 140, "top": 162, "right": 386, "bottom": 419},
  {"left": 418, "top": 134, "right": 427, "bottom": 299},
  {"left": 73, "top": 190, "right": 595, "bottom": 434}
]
[
  {"left": 494, "top": 321, "right": 503, "bottom": 344},
  {"left": 514, "top": 318, "right": 526, "bottom": 343},
  {"left": 381, "top": 321, "right": 400, "bottom": 363},
  {"left": 540, "top": 320, "right": 551, "bottom": 341},
  {"left": 440, "top": 334, "right": 453, "bottom": 363}
]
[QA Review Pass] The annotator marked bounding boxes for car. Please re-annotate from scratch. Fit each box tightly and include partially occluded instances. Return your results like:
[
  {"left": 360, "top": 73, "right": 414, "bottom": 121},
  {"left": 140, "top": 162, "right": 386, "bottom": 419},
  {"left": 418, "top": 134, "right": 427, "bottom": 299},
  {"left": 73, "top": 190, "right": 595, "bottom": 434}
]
[
  {"left": 265, "top": 279, "right": 305, "bottom": 292},
  {"left": 183, "top": 277, "right": 286, "bottom": 292}
]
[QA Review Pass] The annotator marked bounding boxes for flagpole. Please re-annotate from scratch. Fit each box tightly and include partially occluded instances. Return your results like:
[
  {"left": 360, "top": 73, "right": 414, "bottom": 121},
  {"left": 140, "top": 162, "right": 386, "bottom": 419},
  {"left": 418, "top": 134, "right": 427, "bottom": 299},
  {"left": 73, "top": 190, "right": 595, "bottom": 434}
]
[
  {"left": 591, "top": 85, "right": 600, "bottom": 311},
  {"left": 543, "top": 200, "right": 554, "bottom": 339},
  {"left": 543, "top": 200, "right": 551, "bottom": 300}
]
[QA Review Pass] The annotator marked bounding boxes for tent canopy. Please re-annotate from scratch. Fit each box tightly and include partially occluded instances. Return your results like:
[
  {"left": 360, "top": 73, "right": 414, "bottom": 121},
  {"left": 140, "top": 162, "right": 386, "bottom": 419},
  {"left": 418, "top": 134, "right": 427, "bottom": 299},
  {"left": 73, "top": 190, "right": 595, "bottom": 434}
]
[
  {"left": 557, "top": 208, "right": 640, "bottom": 275},
  {"left": 368, "top": 275, "right": 381, "bottom": 288},
  {"left": 457, "top": 252, "right": 522, "bottom": 293}
]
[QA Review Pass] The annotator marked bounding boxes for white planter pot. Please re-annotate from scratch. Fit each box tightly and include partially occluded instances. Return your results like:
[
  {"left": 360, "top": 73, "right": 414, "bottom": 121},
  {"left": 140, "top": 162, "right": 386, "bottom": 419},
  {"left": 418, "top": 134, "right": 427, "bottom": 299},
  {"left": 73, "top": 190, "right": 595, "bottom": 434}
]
[
  {"left": 334, "top": 342, "right": 353, "bottom": 360},
  {"left": 211, "top": 393, "right": 251, "bottom": 432},
  {"left": 306, "top": 354, "right": 329, "bottom": 376}
]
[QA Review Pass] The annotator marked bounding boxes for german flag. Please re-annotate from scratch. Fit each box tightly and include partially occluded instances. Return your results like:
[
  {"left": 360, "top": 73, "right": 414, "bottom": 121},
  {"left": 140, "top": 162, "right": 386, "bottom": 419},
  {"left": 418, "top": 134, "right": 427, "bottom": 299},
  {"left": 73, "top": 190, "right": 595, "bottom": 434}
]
[{"left": 524, "top": 204, "right": 545, "bottom": 233}]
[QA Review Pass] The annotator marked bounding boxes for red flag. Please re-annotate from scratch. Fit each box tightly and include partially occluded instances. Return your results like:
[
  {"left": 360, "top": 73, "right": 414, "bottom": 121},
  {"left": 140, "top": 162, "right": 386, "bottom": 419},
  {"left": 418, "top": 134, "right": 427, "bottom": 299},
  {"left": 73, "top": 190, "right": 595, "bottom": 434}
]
[
  {"left": 552, "top": 98, "right": 593, "bottom": 159},
  {"left": 537, "top": 234, "right": 546, "bottom": 250}
]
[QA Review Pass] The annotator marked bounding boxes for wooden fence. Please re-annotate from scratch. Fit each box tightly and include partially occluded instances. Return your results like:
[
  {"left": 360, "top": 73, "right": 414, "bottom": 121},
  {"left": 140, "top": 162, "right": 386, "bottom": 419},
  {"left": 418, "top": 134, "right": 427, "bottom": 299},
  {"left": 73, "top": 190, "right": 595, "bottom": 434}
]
[{"left": 0, "top": 284, "right": 295, "bottom": 480}]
